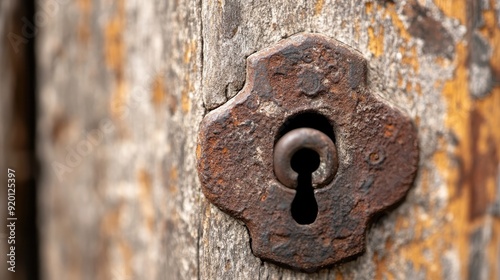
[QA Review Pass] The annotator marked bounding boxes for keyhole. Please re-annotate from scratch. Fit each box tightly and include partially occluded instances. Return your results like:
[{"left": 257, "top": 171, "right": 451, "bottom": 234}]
[{"left": 290, "top": 148, "right": 320, "bottom": 225}]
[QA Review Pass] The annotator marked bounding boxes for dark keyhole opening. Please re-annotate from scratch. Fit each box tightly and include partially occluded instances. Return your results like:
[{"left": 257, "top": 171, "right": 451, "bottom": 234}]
[{"left": 290, "top": 148, "right": 320, "bottom": 225}]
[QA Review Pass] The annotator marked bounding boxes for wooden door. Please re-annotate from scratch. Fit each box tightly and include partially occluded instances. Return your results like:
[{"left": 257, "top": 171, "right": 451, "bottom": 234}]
[{"left": 2, "top": 0, "right": 500, "bottom": 279}]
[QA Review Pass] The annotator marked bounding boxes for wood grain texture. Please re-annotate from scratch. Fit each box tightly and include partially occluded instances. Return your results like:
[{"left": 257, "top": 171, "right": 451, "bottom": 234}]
[
  {"left": 38, "top": 0, "right": 203, "bottom": 279},
  {"left": 38, "top": 0, "right": 500, "bottom": 279}
]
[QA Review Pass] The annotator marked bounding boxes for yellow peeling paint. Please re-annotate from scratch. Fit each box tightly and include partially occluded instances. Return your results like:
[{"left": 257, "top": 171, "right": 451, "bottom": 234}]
[
  {"left": 438, "top": 17, "right": 500, "bottom": 273},
  {"left": 368, "top": 26, "right": 384, "bottom": 57},
  {"left": 314, "top": 0, "right": 324, "bottom": 16},
  {"left": 77, "top": 0, "right": 91, "bottom": 44},
  {"left": 433, "top": 0, "right": 467, "bottom": 25},
  {"left": 181, "top": 79, "right": 192, "bottom": 113},
  {"left": 181, "top": 40, "right": 197, "bottom": 113},
  {"left": 104, "top": 0, "right": 125, "bottom": 77},
  {"left": 152, "top": 75, "right": 165, "bottom": 108},
  {"left": 184, "top": 40, "right": 197, "bottom": 65},
  {"left": 365, "top": 2, "right": 373, "bottom": 14},
  {"left": 383, "top": 2, "right": 412, "bottom": 43},
  {"left": 105, "top": 0, "right": 128, "bottom": 121},
  {"left": 401, "top": 46, "right": 419, "bottom": 73},
  {"left": 109, "top": 80, "right": 128, "bottom": 119},
  {"left": 138, "top": 169, "right": 155, "bottom": 232},
  {"left": 364, "top": 1, "right": 499, "bottom": 277},
  {"left": 438, "top": 41, "right": 471, "bottom": 278},
  {"left": 169, "top": 166, "right": 179, "bottom": 194}
]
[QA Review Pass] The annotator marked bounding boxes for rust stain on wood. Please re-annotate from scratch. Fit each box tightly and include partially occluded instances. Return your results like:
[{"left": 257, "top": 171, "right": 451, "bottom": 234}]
[
  {"left": 365, "top": 2, "right": 373, "bottom": 14},
  {"left": 181, "top": 40, "right": 197, "bottom": 113},
  {"left": 434, "top": 0, "right": 467, "bottom": 25},
  {"left": 438, "top": 41, "right": 472, "bottom": 277},
  {"left": 438, "top": 18, "right": 500, "bottom": 274},
  {"left": 118, "top": 239, "right": 133, "bottom": 280},
  {"left": 138, "top": 169, "right": 155, "bottom": 231},
  {"left": 314, "top": 0, "right": 324, "bottom": 16},
  {"left": 368, "top": 25, "right": 384, "bottom": 57},
  {"left": 181, "top": 78, "right": 192, "bottom": 113},
  {"left": 372, "top": 168, "right": 448, "bottom": 279},
  {"left": 101, "top": 204, "right": 122, "bottom": 235},
  {"left": 365, "top": 2, "right": 386, "bottom": 58},
  {"left": 401, "top": 46, "right": 420, "bottom": 73},
  {"left": 151, "top": 74, "right": 167, "bottom": 110},
  {"left": 367, "top": 1, "right": 499, "bottom": 273},
  {"left": 183, "top": 39, "right": 197, "bottom": 64},
  {"left": 168, "top": 165, "right": 179, "bottom": 194},
  {"left": 104, "top": 0, "right": 125, "bottom": 77},
  {"left": 105, "top": 0, "right": 128, "bottom": 120},
  {"left": 151, "top": 73, "right": 178, "bottom": 114},
  {"left": 77, "top": 0, "right": 92, "bottom": 44}
]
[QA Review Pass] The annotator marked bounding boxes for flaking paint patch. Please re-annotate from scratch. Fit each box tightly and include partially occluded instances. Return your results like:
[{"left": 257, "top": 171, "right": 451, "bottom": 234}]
[{"left": 368, "top": 26, "right": 384, "bottom": 57}]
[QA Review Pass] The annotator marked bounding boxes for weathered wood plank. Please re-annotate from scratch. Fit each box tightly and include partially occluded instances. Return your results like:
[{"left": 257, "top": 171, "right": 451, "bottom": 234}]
[
  {"left": 38, "top": 0, "right": 500, "bottom": 279},
  {"left": 200, "top": 0, "right": 500, "bottom": 279},
  {"left": 38, "top": 0, "right": 203, "bottom": 279}
]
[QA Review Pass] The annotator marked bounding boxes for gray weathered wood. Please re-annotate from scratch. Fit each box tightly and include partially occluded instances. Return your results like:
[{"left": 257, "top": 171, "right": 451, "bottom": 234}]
[{"left": 38, "top": 0, "right": 500, "bottom": 279}]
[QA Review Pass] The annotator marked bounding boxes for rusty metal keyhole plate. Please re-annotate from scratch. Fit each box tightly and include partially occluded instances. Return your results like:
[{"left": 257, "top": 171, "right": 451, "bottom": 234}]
[{"left": 197, "top": 33, "right": 419, "bottom": 271}]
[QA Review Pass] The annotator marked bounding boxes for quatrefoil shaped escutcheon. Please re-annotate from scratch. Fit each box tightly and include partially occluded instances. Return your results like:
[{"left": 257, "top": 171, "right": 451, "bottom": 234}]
[{"left": 197, "top": 33, "right": 419, "bottom": 272}]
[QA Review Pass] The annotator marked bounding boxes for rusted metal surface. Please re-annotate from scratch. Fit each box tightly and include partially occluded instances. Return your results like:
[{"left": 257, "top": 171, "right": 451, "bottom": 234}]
[
  {"left": 197, "top": 33, "right": 419, "bottom": 271},
  {"left": 274, "top": 128, "right": 337, "bottom": 189}
]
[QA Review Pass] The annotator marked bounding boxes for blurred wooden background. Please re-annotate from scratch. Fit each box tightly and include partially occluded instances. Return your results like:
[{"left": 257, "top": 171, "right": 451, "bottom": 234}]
[{"left": 1, "top": 0, "right": 500, "bottom": 279}]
